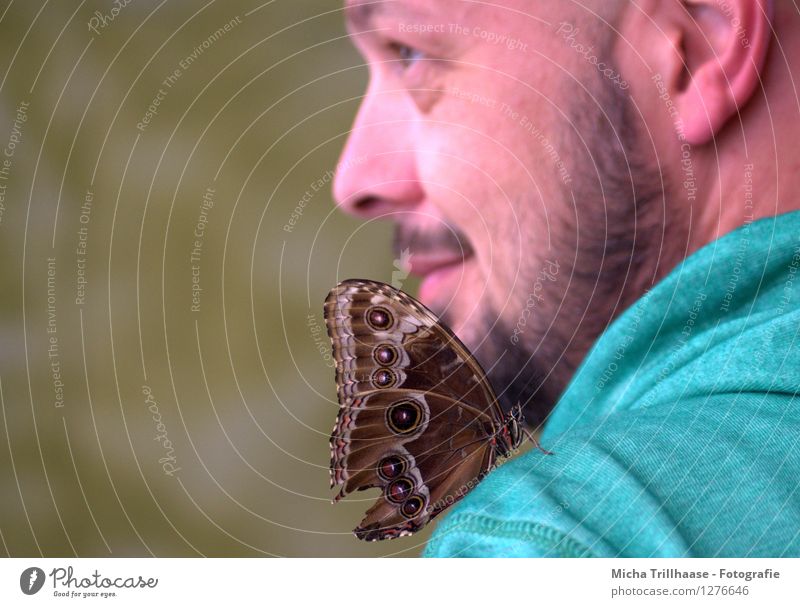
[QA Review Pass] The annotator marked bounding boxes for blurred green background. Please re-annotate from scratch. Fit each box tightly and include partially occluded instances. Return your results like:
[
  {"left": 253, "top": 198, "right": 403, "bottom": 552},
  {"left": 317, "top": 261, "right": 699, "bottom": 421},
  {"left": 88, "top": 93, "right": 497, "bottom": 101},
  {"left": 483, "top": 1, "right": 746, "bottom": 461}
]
[{"left": 0, "top": 0, "right": 427, "bottom": 556}]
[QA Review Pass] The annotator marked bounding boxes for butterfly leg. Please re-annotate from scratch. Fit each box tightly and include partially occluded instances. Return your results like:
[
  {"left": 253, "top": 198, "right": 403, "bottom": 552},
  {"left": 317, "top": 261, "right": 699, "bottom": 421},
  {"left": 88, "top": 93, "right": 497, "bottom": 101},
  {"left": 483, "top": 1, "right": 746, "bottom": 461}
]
[{"left": 522, "top": 426, "right": 555, "bottom": 456}]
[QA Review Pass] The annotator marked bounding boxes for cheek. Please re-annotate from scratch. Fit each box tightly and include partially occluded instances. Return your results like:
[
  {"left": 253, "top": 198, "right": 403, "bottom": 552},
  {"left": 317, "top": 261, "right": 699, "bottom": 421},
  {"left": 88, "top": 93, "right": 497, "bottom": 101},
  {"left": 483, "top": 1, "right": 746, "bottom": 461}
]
[
  {"left": 419, "top": 110, "right": 528, "bottom": 250},
  {"left": 420, "top": 118, "right": 556, "bottom": 311},
  {"left": 415, "top": 66, "right": 580, "bottom": 323}
]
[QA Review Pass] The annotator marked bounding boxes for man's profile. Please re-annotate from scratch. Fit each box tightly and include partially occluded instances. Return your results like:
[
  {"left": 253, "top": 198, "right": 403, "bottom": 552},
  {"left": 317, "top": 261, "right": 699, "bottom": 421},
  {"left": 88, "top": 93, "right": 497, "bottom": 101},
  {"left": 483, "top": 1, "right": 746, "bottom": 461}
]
[{"left": 331, "top": 0, "right": 800, "bottom": 556}]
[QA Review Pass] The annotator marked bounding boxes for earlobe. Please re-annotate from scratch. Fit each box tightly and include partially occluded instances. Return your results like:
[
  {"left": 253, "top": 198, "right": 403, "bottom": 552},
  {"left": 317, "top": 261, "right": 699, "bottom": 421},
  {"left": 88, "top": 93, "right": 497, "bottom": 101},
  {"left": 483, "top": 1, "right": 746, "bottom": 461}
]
[{"left": 674, "top": 0, "right": 773, "bottom": 145}]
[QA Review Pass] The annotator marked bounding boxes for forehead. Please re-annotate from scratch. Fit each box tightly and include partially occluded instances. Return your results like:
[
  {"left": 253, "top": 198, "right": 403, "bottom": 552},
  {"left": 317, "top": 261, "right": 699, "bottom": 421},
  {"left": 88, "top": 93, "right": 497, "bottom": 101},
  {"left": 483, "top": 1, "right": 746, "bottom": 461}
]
[
  {"left": 343, "top": 0, "right": 558, "bottom": 47},
  {"left": 344, "top": 0, "right": 473, "bottom": 26}
]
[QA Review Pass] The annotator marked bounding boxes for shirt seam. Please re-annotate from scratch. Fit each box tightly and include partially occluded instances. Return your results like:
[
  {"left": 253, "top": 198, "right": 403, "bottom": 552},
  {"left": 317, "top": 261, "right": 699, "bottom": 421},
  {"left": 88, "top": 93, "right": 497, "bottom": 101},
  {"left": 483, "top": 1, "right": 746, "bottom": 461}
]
[{"left": 428, "top": 513, "right": 596, "bottom": 557}]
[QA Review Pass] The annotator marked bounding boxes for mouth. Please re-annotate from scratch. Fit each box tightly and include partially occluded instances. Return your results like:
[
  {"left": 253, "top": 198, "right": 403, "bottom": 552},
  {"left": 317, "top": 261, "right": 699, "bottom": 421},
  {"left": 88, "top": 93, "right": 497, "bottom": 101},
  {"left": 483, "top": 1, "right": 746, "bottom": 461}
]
[
  {"left": 409, "top": 253, "right": 471, "bottom": 312},
  {"left": 393, "top": 223, "right": 475, "bottom": 314}
]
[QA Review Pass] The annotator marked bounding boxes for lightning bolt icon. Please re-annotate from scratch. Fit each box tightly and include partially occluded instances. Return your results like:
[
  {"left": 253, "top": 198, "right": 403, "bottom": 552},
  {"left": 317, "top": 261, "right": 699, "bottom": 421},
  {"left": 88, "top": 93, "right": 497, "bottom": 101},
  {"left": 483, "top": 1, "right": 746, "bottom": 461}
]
[
  {"left": 28, "top": 569, "right": 38, "bottom": 590},
  {"left": 391, "top": 248, "right": 413, "bottom": 288}
]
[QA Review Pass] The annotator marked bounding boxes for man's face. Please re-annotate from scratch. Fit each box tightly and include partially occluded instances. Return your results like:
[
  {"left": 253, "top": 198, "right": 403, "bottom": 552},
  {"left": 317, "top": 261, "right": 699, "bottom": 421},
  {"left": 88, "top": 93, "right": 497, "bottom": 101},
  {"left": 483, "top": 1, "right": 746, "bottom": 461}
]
[{"left": 334, "top": 0, "right": 666, "bottom": 422}]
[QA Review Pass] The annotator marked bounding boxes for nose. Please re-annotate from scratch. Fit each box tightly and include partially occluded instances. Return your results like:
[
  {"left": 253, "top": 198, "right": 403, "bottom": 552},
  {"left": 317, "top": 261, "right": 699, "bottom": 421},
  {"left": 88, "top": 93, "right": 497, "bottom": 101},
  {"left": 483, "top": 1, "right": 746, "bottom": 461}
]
[{"left": 333, "top": 77, "right": 425, "bottom": 219}]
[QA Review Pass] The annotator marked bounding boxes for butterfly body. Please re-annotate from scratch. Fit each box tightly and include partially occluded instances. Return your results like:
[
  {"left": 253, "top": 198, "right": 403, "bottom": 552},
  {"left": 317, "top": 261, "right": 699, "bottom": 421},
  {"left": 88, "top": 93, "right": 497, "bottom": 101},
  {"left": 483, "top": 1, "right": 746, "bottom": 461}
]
[{"left": 324, "top": 279, "right": 534, "bottom": 541}]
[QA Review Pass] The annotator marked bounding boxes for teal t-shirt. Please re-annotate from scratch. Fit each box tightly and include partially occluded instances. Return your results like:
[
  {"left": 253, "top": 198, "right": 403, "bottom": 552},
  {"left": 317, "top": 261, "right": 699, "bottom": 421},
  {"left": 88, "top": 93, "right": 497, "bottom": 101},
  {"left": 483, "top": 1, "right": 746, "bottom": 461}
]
[{"left": 424, "top": 210, "right": 800, "bottom": 557}]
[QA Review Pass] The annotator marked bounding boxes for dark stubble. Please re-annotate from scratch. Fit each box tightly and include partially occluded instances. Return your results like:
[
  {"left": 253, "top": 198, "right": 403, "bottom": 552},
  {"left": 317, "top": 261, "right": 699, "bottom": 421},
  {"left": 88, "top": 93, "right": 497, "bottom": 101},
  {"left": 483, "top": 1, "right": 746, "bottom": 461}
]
[{"left": 457, "top": 75, "right": 669, "bottom": 427}]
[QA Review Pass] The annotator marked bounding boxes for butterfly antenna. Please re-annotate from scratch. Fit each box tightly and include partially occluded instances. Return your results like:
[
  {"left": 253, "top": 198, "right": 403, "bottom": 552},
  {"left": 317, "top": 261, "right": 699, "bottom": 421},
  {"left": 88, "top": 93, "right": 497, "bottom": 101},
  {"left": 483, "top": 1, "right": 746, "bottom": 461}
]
[{"left": 522, "top": 426, "right": 554, "bottom": 456}]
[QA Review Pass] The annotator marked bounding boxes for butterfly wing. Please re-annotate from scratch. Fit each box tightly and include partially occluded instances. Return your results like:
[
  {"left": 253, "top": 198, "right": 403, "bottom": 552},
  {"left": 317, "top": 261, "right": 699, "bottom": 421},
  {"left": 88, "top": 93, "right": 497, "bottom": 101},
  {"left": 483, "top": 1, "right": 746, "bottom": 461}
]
[{"left": 324, "top": 279, "right": 507, "bottom": 540}]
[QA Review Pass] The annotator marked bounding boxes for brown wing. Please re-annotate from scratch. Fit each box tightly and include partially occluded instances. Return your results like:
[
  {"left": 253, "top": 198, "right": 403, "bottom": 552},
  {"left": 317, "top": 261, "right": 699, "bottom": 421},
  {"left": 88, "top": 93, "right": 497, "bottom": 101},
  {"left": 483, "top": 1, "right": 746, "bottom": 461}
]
[{"left": 324, "top": 279, "right": 505, "bottom": 540}]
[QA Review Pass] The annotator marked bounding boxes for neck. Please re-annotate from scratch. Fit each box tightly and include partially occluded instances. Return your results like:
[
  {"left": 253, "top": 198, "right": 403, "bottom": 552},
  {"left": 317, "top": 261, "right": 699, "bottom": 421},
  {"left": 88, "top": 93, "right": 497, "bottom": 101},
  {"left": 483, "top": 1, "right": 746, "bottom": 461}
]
[{"left": 689, "top": 7, "right": 800, "bottom": 255}]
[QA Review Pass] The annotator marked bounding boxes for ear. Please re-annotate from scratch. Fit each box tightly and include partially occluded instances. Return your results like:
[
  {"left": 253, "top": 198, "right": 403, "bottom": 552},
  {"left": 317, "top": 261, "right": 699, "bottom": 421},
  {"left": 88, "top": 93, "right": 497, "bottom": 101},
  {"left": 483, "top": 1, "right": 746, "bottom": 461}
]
[{"left": 661, "top": 0, "right": 774, "bottom": 145}]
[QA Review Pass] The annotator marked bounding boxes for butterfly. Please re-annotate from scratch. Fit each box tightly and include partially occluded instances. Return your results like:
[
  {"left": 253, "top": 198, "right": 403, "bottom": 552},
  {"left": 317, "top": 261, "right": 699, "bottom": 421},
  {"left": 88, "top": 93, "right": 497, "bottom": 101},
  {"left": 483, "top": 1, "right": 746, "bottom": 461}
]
[{"left": 324, "top": 278, "right": 551, "bottom": 541}]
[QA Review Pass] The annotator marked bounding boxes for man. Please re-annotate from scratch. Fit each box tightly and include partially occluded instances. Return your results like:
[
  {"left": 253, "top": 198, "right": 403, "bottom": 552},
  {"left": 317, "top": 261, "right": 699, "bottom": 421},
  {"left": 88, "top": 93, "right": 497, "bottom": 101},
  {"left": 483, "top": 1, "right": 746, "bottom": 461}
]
[{"left": 333, "top": 0, "right": 800, "bottom": 556}]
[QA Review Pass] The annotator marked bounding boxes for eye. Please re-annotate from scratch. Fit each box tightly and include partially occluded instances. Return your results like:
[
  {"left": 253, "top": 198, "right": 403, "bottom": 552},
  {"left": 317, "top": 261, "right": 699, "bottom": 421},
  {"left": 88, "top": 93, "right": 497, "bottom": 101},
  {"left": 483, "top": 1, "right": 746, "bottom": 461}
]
[
  {"left": 389, "top": 42, "right": 425, "bottom": 70},
  {"left": 382, "top": 39, "right": 443, "bottom": 111}
]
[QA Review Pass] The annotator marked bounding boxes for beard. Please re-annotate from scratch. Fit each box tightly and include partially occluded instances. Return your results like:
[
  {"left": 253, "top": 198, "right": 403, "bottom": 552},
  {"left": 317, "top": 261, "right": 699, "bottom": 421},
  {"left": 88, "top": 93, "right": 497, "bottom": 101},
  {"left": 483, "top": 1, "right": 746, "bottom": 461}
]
[{"left": 449, "top": 75, "right": 670, "bottom": 428}]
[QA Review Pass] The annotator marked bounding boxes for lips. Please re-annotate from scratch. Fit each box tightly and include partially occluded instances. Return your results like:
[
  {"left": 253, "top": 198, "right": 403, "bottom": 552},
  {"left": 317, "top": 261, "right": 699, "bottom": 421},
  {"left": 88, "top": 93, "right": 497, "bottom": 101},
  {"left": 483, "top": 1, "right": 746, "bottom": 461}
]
[
  {"left": 392, "top": 223, "right": 474, "bottom": 312},
  {"left": 409, "top": 254, "right": 469, "bottom": 311}
]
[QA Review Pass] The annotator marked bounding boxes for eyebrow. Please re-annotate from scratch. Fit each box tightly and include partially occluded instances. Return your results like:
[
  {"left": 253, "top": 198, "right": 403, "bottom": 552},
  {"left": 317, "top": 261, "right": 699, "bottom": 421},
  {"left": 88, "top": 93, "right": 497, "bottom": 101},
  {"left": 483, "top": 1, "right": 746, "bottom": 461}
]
[{"left": 344, "top": 0, "right": 427, "bottom": 28}]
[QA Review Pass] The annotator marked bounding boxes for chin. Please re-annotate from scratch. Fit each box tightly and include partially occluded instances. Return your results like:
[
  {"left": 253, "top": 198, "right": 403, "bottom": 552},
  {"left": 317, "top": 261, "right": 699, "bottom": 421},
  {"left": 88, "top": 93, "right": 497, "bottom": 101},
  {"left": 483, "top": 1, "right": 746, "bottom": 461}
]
[{"left": 438, "top": 298, "right": 488, "bottom": 353}]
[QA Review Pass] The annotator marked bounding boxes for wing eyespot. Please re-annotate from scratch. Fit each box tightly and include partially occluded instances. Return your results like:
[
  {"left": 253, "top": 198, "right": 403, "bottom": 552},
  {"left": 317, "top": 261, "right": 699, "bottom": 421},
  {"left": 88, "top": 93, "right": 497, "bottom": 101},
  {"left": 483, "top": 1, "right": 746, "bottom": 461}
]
[
  {"left": 371, "top": 368, "right": 398, "bottom": 389},
  {"left": 400, "top": 495, "right": 426, "bottom": 518},
  {"left": 377, "top": 455, "right": 407, "bottom": 481},
  {"left": 386, "top": 477, "right": 415, "bottom": 503},
  {"left": 372, "top": 344, "right": 398, "bottom": 365},
  {"left": 386, "top": 400, "right": 423, "bottom": 435},
  {"left": 365, "top": 306, "right": 393, "bottom": 331}
]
